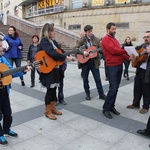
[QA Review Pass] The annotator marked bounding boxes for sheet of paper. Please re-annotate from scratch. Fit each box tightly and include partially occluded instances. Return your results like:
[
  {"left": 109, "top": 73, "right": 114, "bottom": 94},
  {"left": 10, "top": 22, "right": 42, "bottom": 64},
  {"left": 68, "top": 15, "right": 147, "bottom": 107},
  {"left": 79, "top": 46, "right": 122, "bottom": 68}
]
[
  {"left": 124, "top": 46, "right": 139, "bottom": 56},
  {"left": 2, "top": 40, "right": 9, "bottom": 49}
]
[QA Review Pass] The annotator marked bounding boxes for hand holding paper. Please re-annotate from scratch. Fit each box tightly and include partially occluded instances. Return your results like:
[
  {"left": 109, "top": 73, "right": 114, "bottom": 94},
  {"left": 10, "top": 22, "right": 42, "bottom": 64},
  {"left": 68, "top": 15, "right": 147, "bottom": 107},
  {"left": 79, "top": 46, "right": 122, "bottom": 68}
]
[
  {"left": 124, "top": 46, "right": 139, "bottom": 57},
  {"left": 2, "top": 40, "right": 9, "bottom": 51}
]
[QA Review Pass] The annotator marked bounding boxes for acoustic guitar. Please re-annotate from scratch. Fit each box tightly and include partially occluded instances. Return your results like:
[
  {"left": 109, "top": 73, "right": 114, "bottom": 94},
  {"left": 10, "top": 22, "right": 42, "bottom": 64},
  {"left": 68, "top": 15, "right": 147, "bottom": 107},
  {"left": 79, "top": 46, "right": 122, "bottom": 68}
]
[
  {"left": 34, "top": 48, "right": 80, "bottom": 73},
  {"left": 76, "top": 46, "right": 101, "bottom": 64},
  {"left": 0, "top": 60, "right": 41, "bottom": 86},
  {"left": 132, "top": 47, "right": 148, "bottom": 68}
]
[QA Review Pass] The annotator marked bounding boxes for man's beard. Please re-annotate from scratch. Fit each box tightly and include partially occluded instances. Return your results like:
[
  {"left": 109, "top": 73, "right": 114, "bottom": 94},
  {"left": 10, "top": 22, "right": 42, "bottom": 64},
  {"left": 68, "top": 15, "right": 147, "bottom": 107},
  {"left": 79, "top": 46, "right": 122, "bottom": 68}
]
[{"left": 109, "top": 32, "right": 116, "bottom": 37}]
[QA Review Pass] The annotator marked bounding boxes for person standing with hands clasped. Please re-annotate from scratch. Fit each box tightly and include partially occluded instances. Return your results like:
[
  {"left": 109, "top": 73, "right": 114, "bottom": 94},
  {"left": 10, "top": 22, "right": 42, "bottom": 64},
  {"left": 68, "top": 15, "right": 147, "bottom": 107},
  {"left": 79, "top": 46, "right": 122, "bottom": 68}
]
[
  {"left": 127, "top": 31, "right": 150, "bottom": 114},
  {"left": 101, "top": 22, "right": 135, "bottom": 119},
  {"left": 122, "top": 36, "right": 133, "bottom": 80},
  {"left": 3, "top": 26, "right": 25, "bottom": 86},
  {"left": 27, "top": 35, "right": 40, "bottom": 88},
  {"left": 38, "top": 23, "right": 73, "bottom": 120},
  {"left": 0, "top": 38, "right": 31, "bottom": 146}
]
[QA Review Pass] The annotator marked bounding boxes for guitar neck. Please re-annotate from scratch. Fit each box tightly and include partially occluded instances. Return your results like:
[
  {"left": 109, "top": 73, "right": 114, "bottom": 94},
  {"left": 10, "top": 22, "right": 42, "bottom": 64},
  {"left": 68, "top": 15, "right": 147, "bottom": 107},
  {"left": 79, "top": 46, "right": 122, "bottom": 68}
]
[
  {"left": 2, "top": 65, "right": 28, "bottom": 77},
  {"left": 63, "top": 49, "right": 79, "bottom": 56},
  {"left": 90, "top": 48, "right": 101, "bottom": 53}
]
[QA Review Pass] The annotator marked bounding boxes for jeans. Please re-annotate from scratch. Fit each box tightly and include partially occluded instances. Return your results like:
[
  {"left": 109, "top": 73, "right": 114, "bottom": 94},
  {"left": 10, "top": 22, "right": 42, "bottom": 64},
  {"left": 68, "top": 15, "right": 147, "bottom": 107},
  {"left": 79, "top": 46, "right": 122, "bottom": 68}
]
[
  {"left": 82, "top": 59, "right": 104, "bottom": 96},
  {"left": 7, "top": 58, "right": 24, "bottom": 81},
  {"left": 103, "top": 65, "right": 123, "bottom": 111}
]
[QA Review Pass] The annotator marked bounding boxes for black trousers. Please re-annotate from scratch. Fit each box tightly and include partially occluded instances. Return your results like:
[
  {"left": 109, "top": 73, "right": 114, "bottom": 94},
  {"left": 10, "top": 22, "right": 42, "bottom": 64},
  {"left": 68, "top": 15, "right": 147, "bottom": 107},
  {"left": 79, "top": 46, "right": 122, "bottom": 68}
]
[
  {"left": 133, "top": 68, "right": 150, "bottom": 109},
  {"left": 45, "top": 87, "right": 56, "bottom": 105},
  {"left": 0, "top": 87, "right": 12, "bottom": 136},
  {"left": 123, "top": 60, "right": 130, "bottom": 77}
]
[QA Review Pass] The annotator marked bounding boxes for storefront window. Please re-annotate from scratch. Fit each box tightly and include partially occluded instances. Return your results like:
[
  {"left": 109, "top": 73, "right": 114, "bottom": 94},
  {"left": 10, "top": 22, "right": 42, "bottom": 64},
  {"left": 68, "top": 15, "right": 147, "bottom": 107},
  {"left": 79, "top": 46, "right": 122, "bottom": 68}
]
[{"left": 72, "top": 0, "right": 82, "bottom": 9}]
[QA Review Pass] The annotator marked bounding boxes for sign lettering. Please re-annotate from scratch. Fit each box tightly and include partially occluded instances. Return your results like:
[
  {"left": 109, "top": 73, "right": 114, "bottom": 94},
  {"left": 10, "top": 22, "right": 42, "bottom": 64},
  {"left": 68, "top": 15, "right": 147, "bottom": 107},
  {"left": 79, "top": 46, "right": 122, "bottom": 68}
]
[
  {"left": 92, "top": 0, "right": 104, "bottom": 6},
  {"left": 115, "top": 0, "right": 130, "bottom": 4},
  {"left": 38, "top": 0, "right": 64, "bottom": 9}
]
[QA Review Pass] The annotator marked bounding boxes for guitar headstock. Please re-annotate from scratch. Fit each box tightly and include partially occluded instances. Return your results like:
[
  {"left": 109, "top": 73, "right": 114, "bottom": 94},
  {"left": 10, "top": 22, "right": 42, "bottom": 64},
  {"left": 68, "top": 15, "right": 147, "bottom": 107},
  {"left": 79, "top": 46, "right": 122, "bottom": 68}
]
[
  {"left": 75, "top": 45, "right": 86, "bottom": 53},
  {"left": 31, "top": 60, "right": 43, "bottom": 68}
]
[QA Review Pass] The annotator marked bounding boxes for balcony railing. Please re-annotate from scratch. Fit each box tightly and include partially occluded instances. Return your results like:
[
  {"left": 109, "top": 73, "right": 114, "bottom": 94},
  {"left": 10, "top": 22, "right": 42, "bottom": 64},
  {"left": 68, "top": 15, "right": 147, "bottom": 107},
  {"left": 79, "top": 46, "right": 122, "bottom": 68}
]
[{"left": 26, "top": 5, "right": 64, "bottom": 18}]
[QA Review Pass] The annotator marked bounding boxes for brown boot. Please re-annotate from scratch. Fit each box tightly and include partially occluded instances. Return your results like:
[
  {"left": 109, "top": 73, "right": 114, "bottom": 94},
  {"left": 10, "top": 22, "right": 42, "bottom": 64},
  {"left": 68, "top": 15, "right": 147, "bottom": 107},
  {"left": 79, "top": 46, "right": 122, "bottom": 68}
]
[
  {"left": 45, "top": 104, "right": 57, "bottom": 120},
  {"left": 51, "top": 101, "right": 62, "bottom": 115}
]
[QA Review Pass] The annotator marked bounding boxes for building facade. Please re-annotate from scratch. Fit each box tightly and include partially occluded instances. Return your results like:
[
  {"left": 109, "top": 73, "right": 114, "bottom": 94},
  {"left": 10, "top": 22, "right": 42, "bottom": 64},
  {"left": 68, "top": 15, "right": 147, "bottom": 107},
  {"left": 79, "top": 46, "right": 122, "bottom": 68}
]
[{"left": 1, "top": 0, "right": 150, "bottom": 44}]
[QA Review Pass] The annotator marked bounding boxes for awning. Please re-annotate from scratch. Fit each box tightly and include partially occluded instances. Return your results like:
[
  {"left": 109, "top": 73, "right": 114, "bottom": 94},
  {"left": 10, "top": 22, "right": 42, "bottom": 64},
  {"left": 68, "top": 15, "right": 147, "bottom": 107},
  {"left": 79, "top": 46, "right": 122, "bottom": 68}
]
[{"left": 18, "top": 0, "right": 38, "bottom": 6}]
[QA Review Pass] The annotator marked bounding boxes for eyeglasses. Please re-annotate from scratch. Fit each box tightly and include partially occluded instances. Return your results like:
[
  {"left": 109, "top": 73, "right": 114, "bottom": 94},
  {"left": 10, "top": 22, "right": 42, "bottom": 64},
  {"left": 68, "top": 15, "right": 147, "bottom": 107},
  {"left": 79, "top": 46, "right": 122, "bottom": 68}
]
[{"left": 143, "top": 36, "right": 150, "bottom": 39}]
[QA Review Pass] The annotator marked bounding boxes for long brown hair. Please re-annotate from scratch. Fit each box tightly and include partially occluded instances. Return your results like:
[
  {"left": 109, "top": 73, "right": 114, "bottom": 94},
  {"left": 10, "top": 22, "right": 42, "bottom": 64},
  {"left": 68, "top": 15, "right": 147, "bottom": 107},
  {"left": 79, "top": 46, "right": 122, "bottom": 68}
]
[
  {"left": 8, "top": 26, "right": 19, "bottom": 37},
  {"left": 39, "top": 23, "right": 54, "bottom": 41}
]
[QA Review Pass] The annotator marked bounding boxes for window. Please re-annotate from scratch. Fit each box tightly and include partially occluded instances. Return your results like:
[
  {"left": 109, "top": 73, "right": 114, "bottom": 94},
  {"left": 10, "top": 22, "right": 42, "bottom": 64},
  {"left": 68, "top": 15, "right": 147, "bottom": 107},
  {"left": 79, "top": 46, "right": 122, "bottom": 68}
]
[
  {"left": 68, "top": 24, "right": 81, "bottom": 30},
  {"left": 72, "top": 0, "right": 82, "bottom": 9},
  {"left": 116, "top": 23, "right": 129, "bottom": 29}
]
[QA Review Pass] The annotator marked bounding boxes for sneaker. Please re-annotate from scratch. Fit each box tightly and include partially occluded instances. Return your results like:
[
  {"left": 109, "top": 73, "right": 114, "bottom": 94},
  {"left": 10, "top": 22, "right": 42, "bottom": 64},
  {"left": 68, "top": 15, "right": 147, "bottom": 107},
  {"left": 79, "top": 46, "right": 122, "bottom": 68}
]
[
  {"left": 60, "top": 100, "right": 67, "bottom": 105},
  {"left": 0, "top": 136, "right": 8, "bottom": 145},
  {"left": 86, "top": 94, "right": 91, "bottom": 100},
  {"left": 5, "top": 130, "right": 18, "bottom": 137},
  {"left": 140, "top": 108, "right": 148, "bottom": 114}
]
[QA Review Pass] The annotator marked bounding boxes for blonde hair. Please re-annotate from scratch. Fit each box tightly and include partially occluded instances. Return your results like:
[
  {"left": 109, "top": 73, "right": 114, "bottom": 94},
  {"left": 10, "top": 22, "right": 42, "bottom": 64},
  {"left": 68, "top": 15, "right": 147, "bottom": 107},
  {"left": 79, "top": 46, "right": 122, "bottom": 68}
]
[{"left": 39, "top": 23, "right": 54, "bottom": 41}]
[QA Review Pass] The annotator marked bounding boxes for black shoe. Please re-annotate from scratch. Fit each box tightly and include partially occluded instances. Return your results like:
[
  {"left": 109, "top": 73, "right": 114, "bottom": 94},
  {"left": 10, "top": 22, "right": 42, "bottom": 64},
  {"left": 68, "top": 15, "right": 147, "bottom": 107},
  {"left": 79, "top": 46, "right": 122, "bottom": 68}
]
[
  {"left": 0, "top": 136, "right": 8, "bottom": 145},
  {"left": 103, "top": 111, "right": 112, "bottom": 119},
  {"left": 137, "top": 129, "right": 150, "bottom": 137},
  {"left": 60, "top": 100, "right": 67, "bottom": 105},
  {"left": 86, "top": 94, "right": 91, "bottom": 100},
  {"left": 123, "top": 74, "right": 126, "bottom": 78},
  {"left": 110, "top": 108, "right": 120, "bottom": 115},
  {"left": 21, "top": 81, "right": 25, "bottom": 86},
  {"left": 4, "top": 129, "right": 18, "bottom": 137},
  {"left": 30, "top": 84, "right": 35, "bottom": 88},
  {"left": 126, "top": 77, "right": 129, "bottom": 80},
  {"left": 99, "top": 94, "right": 106, "bottom": 100},
  {"left": 105, "top": 77, "right": 109, "bottom": 81}
]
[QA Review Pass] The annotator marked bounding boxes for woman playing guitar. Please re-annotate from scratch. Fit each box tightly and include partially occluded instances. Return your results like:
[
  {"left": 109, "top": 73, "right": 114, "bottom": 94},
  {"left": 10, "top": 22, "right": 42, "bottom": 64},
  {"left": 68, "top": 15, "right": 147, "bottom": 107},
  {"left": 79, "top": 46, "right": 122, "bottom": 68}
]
[{"left": 37, "top": 23, "right": 72, "bottom": 120}]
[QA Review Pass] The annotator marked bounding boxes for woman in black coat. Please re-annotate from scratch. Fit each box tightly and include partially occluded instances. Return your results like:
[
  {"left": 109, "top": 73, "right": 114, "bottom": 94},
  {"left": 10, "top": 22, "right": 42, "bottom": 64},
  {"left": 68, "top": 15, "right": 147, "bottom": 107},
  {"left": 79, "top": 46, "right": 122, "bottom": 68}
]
[{"left": 38, "top": 23, "right": 72, "bottom": 120}]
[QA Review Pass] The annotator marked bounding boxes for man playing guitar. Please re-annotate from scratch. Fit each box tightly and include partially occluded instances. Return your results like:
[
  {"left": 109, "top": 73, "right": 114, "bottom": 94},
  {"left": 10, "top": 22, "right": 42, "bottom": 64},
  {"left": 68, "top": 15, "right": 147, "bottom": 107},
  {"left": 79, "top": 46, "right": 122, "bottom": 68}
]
[
  {"left": 74, "top": 25, "right": 106, "bottom": 100},
  {"left": 127, "top": 31, "right": 150, "bottom": 114}
]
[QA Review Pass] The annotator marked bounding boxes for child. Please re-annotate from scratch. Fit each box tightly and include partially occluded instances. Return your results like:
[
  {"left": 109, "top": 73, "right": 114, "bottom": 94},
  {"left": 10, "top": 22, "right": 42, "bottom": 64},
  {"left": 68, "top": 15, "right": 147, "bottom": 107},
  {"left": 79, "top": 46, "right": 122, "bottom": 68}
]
[{"left": 0, "top": 38, "right": 31, "bottom": 145}]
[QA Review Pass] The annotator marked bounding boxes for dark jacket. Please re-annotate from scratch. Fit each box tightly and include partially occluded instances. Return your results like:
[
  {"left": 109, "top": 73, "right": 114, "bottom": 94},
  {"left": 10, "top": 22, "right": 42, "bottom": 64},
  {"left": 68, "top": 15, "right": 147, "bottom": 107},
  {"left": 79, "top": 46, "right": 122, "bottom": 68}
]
[
  {"left": 39, "top": 38, "right": 66, "bottom": 88},
  {"left": 135, "top": 43, "right": 150, "bottom": 83},
  {"left": 27, "top": 44, "right": 40, "bottom": 62}
]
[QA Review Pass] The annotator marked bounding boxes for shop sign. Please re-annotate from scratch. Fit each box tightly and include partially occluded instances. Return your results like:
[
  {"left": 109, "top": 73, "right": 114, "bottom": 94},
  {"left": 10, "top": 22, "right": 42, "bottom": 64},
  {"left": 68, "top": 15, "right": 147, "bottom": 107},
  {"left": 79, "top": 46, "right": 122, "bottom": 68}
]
[
  {"left": 92, "top": 0, "right": 104, "bottom": 6},
  {"left": 115, "top": 0, "right": 130, "bottom": 4},
  {"left": 38, "top": 0, "right": 64, "bottom": 9}
]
